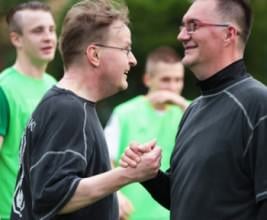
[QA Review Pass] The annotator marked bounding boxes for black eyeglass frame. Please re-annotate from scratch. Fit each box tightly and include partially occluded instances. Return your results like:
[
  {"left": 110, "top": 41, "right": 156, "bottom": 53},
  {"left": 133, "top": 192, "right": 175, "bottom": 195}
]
[{"left": 95, "top": 43, "right": 132, "bottom": 56}]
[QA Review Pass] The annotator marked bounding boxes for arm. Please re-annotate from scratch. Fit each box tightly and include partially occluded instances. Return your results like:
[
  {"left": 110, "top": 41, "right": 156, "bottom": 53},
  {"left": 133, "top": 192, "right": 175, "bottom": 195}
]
[
  {"left": 258, "top": 200, "right": 267, "bottom": 220},
  {"left": 0, "top": 136, "right": 3, "bottom": 148},
  {"left": 250, "top": 114, "right": 267, "bottom": 220},
  {"left": 0, "top": 87, "right": 9, "bottom": 149},
  {"left": 120, "top": 143, "right": 170, "bottom": 209},
  {"left": 141, "top": 170, "right": 170, "bottom": 209},
  {"left": 146, "top": 90, "right": 189, "bottom": 111},
  {"left": 60, "top": 145, "right": 161, "bottom": 214}
]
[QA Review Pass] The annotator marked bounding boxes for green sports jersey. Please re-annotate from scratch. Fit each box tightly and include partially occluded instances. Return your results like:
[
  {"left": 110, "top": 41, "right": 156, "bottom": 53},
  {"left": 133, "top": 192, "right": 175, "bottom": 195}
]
[
  {"left": 0, "top": 87, "right": 9, "bottom": 136},
  {"left": 113, "top": 95, "right": 186, "bottom": 220},
  {"left": 0, "top": 67, "right": 56, "bottom": 220}
]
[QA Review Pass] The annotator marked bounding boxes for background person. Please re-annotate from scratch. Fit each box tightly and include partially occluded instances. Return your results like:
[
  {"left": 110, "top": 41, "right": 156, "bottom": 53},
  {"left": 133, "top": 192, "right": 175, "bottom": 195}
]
[{"left": 0, "top": 1, "right": 57, "bottom": 219}]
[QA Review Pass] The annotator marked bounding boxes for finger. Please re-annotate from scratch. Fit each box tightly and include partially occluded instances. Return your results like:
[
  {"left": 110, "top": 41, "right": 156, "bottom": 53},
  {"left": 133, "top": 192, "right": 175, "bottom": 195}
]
[
  {"left": 153, "top": 146, "right": 162, "bottom": 157},
  {"left": 129, "top": 142, "right": 143, "bottom": 155},
  {"left": 119, "top": 214, "right": 128, "bottom": 220},
  {"left": 146, "top": 144, "right": 160, "bottom": 157},
  {"left": 119, "top": 206, "right": 127, "bottom": 220},
  {"left": 119, "top": 146, "right": 141, "bottom": 168},
  {"left": 120, "top": 151, "right": 139, "bottom": 168},
  {"left": 120, "top": 200, "right": 133, "bottom": 218},
  {"left": 119, "top": 198, "right": 133, "bottom": 220},
  {"left": 124, "top": 203, "right": 133, "bottom": 216},
  {"left": 125, "top": 146, "right": 141, "bottom": 163},
  {"left": 139, "top": 139, "right": 157, "bottom": 153},
  {"left": 146, "top": 139, "right": 157, "bottom": 150},
  {"left": 119, "top": 159, "right": 129, "bottom": 168}
]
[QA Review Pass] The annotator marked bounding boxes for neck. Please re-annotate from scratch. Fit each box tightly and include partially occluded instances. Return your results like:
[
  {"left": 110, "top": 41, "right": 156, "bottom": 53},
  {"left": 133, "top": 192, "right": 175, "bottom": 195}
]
[
  {"left": 148, "top": 100, "right": 167, "bottom": 111},
  {"left": 192, "top": 52, "right": 243, "bottom": 81},
  {"left": 14, "top": 56, "right": 47, "bottom": 79},
  {"left": 154, "top": 104, "right": 167, "bottom": 111},
  {"left": 58, "top": 67, "right": 99, "bottom": 102}
]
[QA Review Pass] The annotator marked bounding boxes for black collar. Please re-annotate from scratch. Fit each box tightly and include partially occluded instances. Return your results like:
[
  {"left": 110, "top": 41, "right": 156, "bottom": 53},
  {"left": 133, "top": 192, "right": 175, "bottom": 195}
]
[{"left": 196, "top": 59, "right": 250, "bottom": 95}]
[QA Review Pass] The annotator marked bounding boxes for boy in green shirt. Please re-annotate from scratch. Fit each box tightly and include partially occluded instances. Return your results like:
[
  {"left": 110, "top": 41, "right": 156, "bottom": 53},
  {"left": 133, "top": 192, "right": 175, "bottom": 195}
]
[{"left": 0, "top": 2, "right": 57, "bottom": 219}]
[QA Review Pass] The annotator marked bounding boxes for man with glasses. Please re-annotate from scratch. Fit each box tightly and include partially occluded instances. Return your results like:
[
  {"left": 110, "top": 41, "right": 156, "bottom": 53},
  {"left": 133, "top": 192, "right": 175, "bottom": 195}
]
[
  {"left": 120, "top": 0, "right": 267, "bottom": 219},
  {"left": 10, "top": 0, "right": 162, "bottom": 219}
]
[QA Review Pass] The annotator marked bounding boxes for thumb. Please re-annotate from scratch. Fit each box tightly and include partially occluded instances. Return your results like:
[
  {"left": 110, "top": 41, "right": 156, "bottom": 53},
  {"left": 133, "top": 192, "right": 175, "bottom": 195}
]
[{"left": 141, "top": 139, "right": 157, "bottom": 153}]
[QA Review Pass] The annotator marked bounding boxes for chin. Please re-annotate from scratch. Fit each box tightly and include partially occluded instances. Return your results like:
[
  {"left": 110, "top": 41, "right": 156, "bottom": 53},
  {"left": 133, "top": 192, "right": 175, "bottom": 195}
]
[
  {"left": 41, "top": 53, "right": 56, "bottom": 61},
  {"left": 121, "top": 84, "right": 128, "bottom": 91},
  {"left": 120, "top": 82, "right": 128, "bottom": 91},
  {"left": 182, "top": 56, "right": 196, "bottom": 68}
]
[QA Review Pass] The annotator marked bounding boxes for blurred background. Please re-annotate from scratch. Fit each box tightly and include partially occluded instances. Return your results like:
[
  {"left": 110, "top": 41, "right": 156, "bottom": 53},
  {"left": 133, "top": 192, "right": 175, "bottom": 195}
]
[{"left": 0, "top": 0, "right": 266, "bottom": 125}]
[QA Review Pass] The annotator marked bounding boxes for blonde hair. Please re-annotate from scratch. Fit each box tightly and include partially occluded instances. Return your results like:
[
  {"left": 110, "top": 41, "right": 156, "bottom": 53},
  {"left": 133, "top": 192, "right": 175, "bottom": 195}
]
[{"left": 145, "top": 46, "right": 181, "bottom": 76}]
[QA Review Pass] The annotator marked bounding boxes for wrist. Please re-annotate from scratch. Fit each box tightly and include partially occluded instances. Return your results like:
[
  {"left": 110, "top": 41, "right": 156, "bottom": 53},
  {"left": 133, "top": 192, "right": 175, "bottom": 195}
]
[{"left": 114, "top": 167, "right": 136, "bottom": 186}]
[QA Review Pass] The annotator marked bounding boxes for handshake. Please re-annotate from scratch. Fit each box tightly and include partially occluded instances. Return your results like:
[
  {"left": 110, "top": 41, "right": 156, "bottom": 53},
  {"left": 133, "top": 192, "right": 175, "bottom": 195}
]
[{"left": 119, "top": 140, "right": 162, "bottom": 183}]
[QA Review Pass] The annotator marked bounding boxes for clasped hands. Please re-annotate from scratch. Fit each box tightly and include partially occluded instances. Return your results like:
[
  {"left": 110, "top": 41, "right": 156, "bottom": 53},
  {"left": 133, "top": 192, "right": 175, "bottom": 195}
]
[{"left": 120, "top": 140, "right": 162, "bottom": 182}]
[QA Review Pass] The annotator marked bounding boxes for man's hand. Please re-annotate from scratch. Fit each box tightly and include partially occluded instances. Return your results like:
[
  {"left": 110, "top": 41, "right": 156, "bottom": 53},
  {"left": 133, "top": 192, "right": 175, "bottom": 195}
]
[
  {"left": 146, "top": 90, "right": 189, "bottom": 111},
  {"left": 0, "top": 136, "right": 4, "bottom": 150},
  {"left": 120, "top": 139, "right": 156, "bottom": 168},
  {"left": 117, "top": 191, "right": 133, "bottom": 220},
  {"left": 119, "top": 140, "right": 161, "bottom": 182}
]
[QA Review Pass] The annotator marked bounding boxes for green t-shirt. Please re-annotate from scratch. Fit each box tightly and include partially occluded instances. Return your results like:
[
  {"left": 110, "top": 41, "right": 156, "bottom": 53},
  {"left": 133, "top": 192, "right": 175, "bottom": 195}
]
[
  {"left": 0, "top": 87, "right": 9, "bottom": 136},
  {"left": 0, "top": 67, "right": 56, "bottom": 220},
  {"left": 113, "top": 95, "right": 186, "bottom": 220}
]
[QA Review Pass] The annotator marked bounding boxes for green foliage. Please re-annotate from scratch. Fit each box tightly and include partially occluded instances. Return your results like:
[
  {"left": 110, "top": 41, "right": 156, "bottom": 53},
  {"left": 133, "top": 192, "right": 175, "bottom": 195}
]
[{"left": 246, "top": 0, "right": 267, "bottom": 83}]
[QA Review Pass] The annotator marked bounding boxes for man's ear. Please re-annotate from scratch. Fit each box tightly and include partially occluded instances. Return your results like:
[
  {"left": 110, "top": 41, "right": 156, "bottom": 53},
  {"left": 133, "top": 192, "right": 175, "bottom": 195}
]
[
  {"left": 85, "top": 45, "right": 100, "bottom": 67},
  {"left": 10, "top": 32, "right": 22, "bottom": 48},
  {"left": 224, "top": 26, "right": 237, "bottom": 45},
  {"left": 143, "top": 73, "right": 151, "bottom": 88}
]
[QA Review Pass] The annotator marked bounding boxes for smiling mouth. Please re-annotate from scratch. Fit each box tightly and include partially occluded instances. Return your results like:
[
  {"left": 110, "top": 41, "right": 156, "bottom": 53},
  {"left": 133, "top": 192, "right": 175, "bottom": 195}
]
[
  {"left": 41, "top": 46, "right": 54, "bottom": 52},
  {"left": 185, "top": 44, "right": 197, "bottom": 50}
]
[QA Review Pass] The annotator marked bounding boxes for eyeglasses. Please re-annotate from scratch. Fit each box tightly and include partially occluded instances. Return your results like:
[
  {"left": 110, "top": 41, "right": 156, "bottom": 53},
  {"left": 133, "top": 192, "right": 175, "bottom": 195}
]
[
  {"left": 95, "top": 44, "right": 132, "bottom": 56},
  {"left": 180, "top": 19, "right": 230, "bottom": 34}
]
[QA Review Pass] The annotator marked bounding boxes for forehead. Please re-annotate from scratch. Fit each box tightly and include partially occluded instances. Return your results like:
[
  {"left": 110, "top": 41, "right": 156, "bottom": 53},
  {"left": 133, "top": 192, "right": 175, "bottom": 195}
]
[
  {"left": 183, "top": 0, "right": 220, "bottom": 22},
  {"left": 151, "top": 62, "right": 184, "bottom": 78},
  {"left": 106, "top": 20, "right": 131, "bottom": 44},
  {"left": 17, "top": 9, "right": 55, "bottom": 30}
]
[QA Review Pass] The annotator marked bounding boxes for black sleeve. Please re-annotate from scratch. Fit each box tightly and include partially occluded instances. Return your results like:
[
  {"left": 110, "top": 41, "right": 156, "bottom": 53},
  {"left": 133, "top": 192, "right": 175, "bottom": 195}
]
[
  {"left": 251, "top": 118, "right": 267, "bottom": 203},
  {"left": 249, "top": 112, "right": 267, "bottom": 220},
  {"left": 29, "top": 97, "right": 91, "bottom": 218},
  {"left": 257, "top": 200, "right": 267, "bottom": 220},
  {"left": 141, "top": 170, "right": 170, "bottom": 209}
]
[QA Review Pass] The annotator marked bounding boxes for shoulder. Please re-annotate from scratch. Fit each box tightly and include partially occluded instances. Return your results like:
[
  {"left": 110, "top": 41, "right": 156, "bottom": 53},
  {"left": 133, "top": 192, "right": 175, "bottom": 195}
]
[
  {"left": 234, "top": 77, "right": 267, "bottom": 102},
  {"left": 246, "top": 78, "right": 267, "bottom": 111},
  {"left": 227, "top": 77, "right": 267, "bottom": 121},
  {"left": 0, "top": 86, "right": 8, "bottom": 106},
  {"left": 0, "top": 67, "right": 16, "bottom": 84},
  {"left": 35, "top": 87, "right": 88, "bottom": 120},
  {"left": 43, "top": 73, "right": 57, "bottom": 84}
]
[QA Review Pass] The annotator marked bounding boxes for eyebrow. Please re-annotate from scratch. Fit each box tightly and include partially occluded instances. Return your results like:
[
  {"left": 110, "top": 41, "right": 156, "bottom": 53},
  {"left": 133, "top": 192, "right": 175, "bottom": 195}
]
[{"left": 182, "top": 18, "right": 200, "bottom": 24}]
